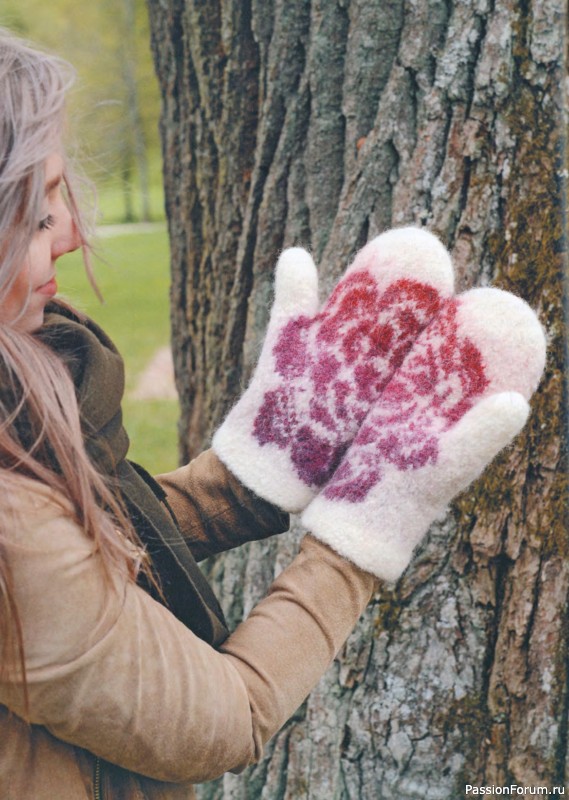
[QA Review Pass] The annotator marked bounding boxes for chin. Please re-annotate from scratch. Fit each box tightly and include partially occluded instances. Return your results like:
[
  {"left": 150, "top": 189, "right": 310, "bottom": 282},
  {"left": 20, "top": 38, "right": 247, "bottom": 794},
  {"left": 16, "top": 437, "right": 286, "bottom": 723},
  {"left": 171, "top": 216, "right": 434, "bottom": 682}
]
[
  {"left": 29, "top": 313, "right": 47, "bottom": 333},
  {"left": 16, "top": 308, "right": 46, "bottom": 334}
]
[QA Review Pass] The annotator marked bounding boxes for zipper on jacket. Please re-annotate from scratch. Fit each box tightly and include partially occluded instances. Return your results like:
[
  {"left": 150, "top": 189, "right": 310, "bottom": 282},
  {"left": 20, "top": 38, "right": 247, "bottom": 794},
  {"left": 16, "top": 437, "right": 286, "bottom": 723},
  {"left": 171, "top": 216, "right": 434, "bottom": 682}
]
[{"left": 93, "top": 756, "right": 102, "bottom": 800}]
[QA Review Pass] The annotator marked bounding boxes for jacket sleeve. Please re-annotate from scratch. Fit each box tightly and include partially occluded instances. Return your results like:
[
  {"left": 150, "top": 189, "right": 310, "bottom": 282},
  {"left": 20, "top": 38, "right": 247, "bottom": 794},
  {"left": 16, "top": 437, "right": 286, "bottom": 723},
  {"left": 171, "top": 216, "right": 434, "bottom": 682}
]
[
  {"left": 155, "top": 449, "right": 290, "bottom": 560},
  {"left": 0, "top": 482, "right": 376, "bottom": 784}
]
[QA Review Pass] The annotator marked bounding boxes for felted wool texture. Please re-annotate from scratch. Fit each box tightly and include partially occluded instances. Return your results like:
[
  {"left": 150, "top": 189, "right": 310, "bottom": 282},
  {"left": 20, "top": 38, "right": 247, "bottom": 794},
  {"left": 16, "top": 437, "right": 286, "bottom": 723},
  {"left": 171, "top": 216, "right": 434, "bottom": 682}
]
[
  {"left": 302, "top": 288, "right": 547, "bottom": 581},
  {"left": 213, "top": 227, "right": 455, "bottom": 512}
]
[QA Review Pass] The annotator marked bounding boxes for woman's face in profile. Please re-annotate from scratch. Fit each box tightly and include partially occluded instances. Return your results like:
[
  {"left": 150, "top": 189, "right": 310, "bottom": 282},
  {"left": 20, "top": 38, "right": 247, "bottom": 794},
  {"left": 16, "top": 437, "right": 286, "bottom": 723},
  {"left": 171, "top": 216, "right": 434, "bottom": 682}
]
[{"left": 1, "top": 152, "right": 81, "bottom": 333}]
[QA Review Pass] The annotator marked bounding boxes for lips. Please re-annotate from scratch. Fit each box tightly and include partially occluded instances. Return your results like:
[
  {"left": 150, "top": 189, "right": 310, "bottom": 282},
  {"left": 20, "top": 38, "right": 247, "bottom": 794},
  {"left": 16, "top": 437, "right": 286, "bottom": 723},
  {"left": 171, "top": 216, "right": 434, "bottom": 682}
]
[{"left": 37, "top": 277, "right": 58, "bottom": 296}]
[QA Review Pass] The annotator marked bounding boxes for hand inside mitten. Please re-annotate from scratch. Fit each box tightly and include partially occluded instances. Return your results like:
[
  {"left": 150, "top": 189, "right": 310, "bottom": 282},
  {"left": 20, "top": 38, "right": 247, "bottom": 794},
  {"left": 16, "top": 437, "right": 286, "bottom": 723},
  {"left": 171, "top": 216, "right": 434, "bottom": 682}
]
[
  {"left": 302, "top": 287, "right": 547, "bottom": 581},
  {"left": 213, "top": 228, "right": 455, "bottom": 511}
]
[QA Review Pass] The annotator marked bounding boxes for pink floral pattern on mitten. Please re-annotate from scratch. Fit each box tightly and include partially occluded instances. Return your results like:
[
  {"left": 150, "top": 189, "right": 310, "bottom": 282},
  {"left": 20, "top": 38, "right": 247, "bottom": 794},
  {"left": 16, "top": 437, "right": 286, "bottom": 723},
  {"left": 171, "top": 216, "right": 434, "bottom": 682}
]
[
  {"left": 253, "top": 271, "right": 444, "bottom": 488},
  {"left": 324, "top": 299, "right": 489, "bottom": 501}
]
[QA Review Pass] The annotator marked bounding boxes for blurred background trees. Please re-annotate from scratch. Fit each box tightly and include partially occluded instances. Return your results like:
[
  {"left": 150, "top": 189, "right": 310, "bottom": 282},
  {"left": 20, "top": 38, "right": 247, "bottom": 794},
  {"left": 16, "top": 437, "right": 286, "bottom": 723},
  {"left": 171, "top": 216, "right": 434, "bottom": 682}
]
[
  {"left": 1, "top": 0, "right": 163, "bottom": 223},
  {"left": 0, "top": 2, "right": 178, "bottom": 472}
]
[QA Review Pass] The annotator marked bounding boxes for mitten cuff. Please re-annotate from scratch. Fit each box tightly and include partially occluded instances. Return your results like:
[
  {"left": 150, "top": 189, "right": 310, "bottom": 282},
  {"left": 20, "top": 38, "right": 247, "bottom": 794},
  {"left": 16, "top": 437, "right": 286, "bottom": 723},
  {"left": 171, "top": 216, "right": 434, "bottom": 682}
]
[{"left": 301, "top": 478, "right": 435, "bottom": 583}]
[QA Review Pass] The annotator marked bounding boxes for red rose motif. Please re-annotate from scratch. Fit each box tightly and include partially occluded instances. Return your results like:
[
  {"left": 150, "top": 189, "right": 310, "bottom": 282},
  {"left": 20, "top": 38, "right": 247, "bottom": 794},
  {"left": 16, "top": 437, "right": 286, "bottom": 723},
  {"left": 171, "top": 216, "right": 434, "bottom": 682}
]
[
  {"left": 323, "top": 300, "right": 490, "bottom": 502},
  {"left": 253, "top": 272, "right": 445, "bottom": 488}
]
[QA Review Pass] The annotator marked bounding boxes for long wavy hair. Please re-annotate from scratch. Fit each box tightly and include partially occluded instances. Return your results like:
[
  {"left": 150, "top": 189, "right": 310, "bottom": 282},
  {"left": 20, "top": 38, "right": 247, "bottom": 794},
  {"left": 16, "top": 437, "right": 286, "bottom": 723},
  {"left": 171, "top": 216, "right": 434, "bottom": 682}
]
[{"left": 0, "top": 30, "right": 146, "bottom": 707}]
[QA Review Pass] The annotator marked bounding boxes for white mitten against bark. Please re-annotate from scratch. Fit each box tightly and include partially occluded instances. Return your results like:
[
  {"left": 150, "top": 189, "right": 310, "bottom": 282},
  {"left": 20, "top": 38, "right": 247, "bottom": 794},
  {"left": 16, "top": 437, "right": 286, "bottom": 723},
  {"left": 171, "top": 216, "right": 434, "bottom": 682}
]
[
  {"left": 302, "top": 288, "right": 547, "bottom": 581},
  {"left": 213, "top": 227, "right": 455, "bottom": 511}
]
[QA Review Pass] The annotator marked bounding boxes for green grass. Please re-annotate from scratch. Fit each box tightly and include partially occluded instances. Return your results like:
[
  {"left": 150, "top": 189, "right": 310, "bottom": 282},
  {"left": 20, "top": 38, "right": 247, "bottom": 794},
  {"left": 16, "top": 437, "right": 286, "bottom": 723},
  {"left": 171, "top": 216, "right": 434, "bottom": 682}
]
[{"left": 57, "top": 227, "right": 180, "bottom": 474}]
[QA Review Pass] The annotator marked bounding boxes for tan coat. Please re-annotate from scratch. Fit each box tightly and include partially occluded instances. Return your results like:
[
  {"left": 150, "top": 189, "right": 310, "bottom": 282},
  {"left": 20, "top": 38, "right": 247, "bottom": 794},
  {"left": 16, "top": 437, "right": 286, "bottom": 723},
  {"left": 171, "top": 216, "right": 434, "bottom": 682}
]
[{"left": 0, "top": 452, "right": 376, "bottom": 799}]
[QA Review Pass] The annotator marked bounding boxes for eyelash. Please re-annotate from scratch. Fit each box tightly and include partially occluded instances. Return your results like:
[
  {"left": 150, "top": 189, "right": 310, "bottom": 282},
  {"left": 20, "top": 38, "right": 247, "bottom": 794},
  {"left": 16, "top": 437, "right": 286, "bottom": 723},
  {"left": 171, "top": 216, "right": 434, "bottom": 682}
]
[{"left": 38, "top": 214, "right": 56, "bottom": 231}]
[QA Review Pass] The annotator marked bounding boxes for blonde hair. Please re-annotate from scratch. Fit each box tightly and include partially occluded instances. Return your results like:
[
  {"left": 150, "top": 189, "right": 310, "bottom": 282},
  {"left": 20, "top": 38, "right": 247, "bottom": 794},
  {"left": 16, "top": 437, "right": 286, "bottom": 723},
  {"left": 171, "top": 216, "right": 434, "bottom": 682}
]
[{"left": 0, "top": 29, "right": 146, "bottom": 706}]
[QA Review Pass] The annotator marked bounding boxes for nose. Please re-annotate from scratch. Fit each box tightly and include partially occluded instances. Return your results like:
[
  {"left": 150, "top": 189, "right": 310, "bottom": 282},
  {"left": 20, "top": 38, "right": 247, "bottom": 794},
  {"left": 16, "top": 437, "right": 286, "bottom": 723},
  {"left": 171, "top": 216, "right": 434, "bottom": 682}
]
[{"left": 51, "top": 207, "right": 82, "bottom": 260}]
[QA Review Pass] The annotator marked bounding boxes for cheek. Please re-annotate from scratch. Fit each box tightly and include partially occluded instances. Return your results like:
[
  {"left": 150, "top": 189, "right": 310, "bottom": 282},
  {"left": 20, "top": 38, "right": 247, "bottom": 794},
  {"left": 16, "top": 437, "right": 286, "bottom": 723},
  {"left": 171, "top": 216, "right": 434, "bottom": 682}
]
[
  {"left": 0, "top": 263, "right": 32, "bottom": 325},
  {"left": 27, "top": 237, "right": 50, "bottom": 280},
  {"left": 0, "top": 231, "right": 55, "bottom": 329},
  {"left": 0, "top": 235, "right": 50, "bottom": 323}
]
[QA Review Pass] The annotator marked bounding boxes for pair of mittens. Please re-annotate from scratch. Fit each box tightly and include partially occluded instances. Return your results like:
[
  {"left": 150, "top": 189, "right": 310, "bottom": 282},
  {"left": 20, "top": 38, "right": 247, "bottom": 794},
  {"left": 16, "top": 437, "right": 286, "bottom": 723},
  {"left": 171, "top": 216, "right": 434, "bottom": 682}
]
[
  {"left": 302, "top": 287, "right": 546, "bottom": 582},
  {"left": 213, "top": 227, "right": 455, "bottom": 512}
]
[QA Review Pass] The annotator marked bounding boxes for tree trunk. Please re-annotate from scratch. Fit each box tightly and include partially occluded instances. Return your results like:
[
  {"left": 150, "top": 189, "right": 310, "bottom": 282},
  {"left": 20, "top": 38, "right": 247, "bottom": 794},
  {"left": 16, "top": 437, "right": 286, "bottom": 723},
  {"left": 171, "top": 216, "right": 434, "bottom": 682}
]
[
  {"left": 120, "top": 143, "right": 135, "bottom": 223},
  {"left": 147, "top": 1, "right": 567, "bottom": 796}
]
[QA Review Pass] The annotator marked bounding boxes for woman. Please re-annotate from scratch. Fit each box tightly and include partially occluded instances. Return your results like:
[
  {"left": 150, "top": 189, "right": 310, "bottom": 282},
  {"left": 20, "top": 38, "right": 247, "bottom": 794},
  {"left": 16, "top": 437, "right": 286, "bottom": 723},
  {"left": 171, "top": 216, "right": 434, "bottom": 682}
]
[{"left": 0, "top": 29, "right": 546, "bottom": 800}]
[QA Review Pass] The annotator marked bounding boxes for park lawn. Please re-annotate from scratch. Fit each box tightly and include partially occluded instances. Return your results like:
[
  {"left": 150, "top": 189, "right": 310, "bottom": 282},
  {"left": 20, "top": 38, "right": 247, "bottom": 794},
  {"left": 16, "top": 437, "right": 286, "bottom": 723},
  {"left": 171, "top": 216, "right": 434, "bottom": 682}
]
[{"left": 56, "top": 227, "right": 181, "bottom": 474}]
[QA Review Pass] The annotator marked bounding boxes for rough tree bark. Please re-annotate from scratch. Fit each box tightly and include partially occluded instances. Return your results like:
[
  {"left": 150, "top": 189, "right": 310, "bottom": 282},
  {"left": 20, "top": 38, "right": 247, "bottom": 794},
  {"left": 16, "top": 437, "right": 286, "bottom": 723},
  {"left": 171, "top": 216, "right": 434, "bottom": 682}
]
[{"left": 147, "top": 1, "right": 567, "bottom": 797}]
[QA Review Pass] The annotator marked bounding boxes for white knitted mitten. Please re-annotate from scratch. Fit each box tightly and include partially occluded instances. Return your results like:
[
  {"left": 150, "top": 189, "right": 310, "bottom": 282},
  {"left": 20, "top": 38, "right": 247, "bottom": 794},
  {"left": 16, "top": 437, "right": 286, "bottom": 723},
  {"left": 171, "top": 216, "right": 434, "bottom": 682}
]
[
  {"left": 213, "top": 228, "right": 454, "bottom": 511},
  {"left": 302, "top": 288, "right": 546, "bottom": 581}
]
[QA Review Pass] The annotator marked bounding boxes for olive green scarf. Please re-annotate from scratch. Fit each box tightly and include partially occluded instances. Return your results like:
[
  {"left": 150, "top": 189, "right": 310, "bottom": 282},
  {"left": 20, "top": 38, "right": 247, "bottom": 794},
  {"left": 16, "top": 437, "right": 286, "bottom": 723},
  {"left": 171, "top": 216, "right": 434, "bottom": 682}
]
[{"left": 38, "top": 301, "right": 229, "bottom": 647}]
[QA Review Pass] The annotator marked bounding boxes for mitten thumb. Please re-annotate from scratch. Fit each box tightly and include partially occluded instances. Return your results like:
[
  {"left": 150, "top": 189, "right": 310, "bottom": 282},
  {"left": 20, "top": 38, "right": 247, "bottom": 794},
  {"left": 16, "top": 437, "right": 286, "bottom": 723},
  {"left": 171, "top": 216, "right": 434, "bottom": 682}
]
[
  {"left": 268, "top": 247, "right": 319, "bottom": 326},
  {"left": 423, "top": 391, "right": 530, "bottom": 505}
]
